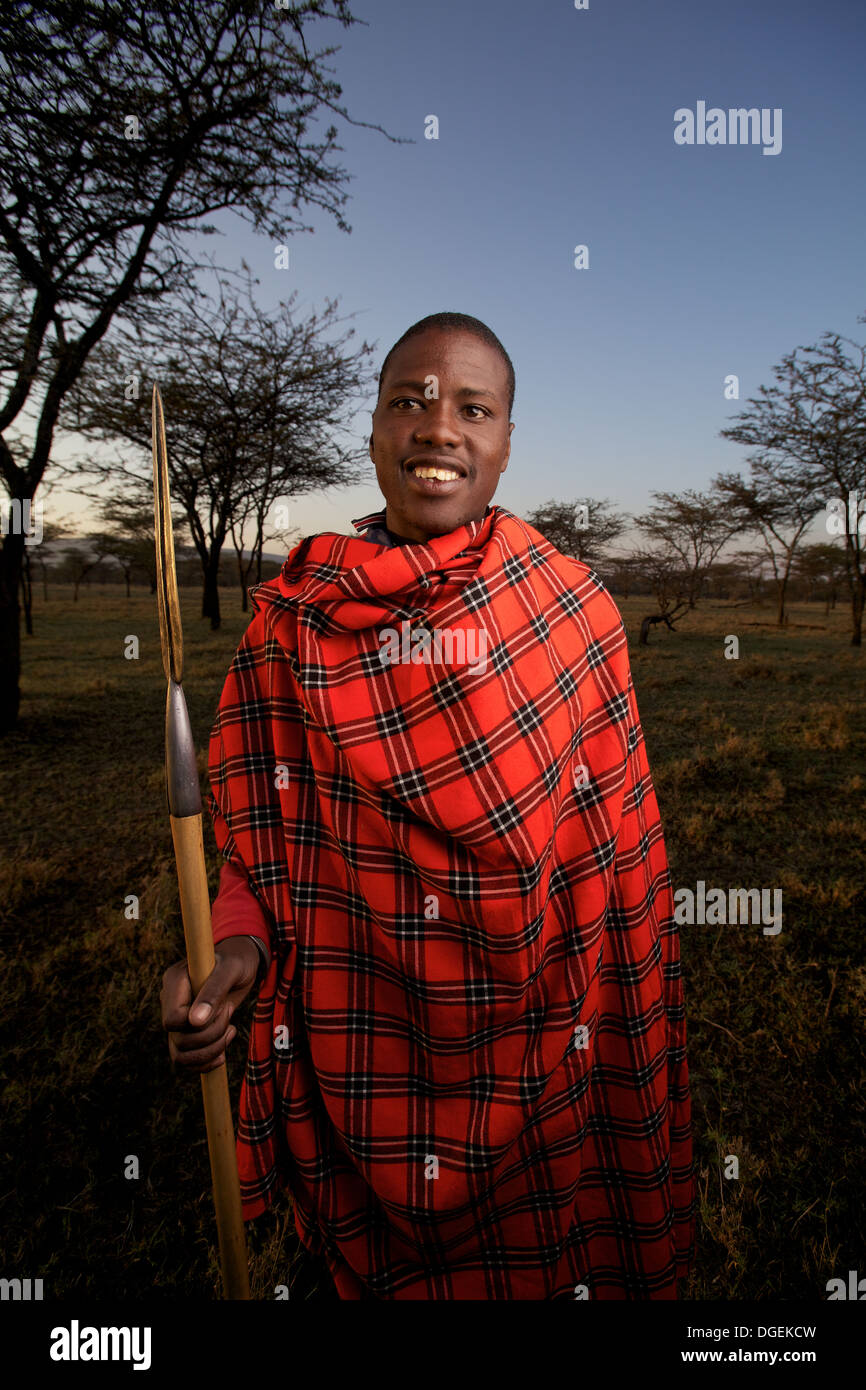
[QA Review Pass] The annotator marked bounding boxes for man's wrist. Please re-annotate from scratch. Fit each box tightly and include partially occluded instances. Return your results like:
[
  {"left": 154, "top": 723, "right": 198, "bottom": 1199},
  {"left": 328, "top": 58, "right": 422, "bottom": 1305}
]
[
  {"left": 245, "top": 934, "right": 271, "bottom": 983},
  {"left": 215, "top": 933, "right": 270, "bottom": 984}
]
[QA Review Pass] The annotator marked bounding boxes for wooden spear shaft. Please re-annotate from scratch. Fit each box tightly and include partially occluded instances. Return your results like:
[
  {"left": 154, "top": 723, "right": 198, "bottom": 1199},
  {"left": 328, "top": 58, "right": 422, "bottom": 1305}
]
[{"left": 152, "top": 384, "right": 250, "bottom": 1300}]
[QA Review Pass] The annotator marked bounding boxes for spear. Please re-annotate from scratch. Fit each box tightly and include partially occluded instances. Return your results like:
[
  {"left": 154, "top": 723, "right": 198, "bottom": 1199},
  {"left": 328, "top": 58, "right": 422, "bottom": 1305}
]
[{"left": 152, "top": 383, "right": 251, "bottom": 1300}]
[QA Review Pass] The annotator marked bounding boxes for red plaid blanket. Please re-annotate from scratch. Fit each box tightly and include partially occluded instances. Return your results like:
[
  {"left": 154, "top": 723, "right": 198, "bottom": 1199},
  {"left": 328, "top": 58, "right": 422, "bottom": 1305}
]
[{"left": 207, "top": 504, "right": 694, "bottom": 1299}]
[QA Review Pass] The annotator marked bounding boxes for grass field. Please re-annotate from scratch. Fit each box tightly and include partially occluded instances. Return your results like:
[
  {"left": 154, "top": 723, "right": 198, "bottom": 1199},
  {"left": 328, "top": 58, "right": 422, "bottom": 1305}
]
[{"left": 1, "top": 584, "right": 864, "bottom": 1300}]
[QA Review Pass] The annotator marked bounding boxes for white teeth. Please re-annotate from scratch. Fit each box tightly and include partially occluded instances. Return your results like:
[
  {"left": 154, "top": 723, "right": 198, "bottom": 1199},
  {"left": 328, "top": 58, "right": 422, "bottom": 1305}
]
[{"left": 413, "top": 466, "right": 460, "bottom": 481}]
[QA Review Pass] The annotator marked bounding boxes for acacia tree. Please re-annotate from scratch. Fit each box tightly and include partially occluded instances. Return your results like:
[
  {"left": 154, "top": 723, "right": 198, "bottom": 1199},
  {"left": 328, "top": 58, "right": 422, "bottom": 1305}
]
[
  {"left": 792, "top": 542, "right": 849, "bottom": 613},
  {"left": 24, "top": 516, "right": 72, "bottom": 611},
  {"left": 701, "top": 559, "right": 746, "bottom": 601},
  {"left": 604, "top": 554, "right": 647, "bottom": 600},
  {"left": 719, "top": 325, "right": 866, "bottom": 645},
  {"left": 227, "top": 488, "right": 299, "bottom": 613},
  {"left": 95, "top": 498, "right": 178, "bottom": 595},
  {"left": 524, "top": 497, "right": 628, "bottom": 564},
  {"left": 712, "top": 468, "right": 816, "bottom": 626},
  {"left": 628, "top": 547, "right": 690, "bottom": 644},
  {"left": 95, "top": 533, "right": 145, "bottom": 598},
  {"left": 58, "top": 535, "right": 113, "bottom": 601},
  {"left": 0, "top": 0, "right": 398, "bottom": 730},
  {"left": 728, "top": 547, "right": 770, "bottom": 606},
  {"left": 62, "top": 272, "right": 375, "bottom": 628},
  {"left": 633, "top": 489, "right": 742, "bottom": 645}
]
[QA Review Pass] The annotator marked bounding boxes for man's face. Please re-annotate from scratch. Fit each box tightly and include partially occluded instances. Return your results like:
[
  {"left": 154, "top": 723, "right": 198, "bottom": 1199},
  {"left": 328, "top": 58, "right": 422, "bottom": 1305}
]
[{"left": 368, "top": 328, "right": 514, "bottom": 542}]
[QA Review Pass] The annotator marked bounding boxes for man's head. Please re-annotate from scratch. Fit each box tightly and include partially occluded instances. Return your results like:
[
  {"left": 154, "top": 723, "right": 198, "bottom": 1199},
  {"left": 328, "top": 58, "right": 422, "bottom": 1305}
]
[{"left": 369, "top": 312, "right": 515, "bottom": 543}]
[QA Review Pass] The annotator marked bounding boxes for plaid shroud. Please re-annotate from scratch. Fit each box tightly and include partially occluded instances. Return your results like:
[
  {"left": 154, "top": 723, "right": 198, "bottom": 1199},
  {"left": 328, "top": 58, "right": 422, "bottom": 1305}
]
[{"left": 207, "top": 505, "right": 694, "bottom": 1299}]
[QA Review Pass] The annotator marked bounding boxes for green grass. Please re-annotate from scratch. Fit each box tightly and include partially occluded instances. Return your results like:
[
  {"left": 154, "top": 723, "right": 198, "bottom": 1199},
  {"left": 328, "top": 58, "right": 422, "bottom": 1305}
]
[{"left": 1, "top": 584, "right": 863, "bottom": 1300}]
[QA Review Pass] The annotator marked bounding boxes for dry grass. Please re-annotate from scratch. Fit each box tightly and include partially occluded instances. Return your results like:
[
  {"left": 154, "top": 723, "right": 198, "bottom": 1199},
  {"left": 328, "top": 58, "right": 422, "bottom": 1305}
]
[{"left": 0, "top": 585, "right": 863, "bottom": 1300}]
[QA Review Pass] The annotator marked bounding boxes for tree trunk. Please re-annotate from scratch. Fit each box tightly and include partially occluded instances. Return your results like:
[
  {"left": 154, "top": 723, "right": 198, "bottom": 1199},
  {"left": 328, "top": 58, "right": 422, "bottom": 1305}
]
[
  {"left": 776, "top": 575, "right": 788, "bottom": 627},
  {"left": 0, "top": 526, "right": 24, "bottom": 732},
  {"left": 851, "top": 583, "right": 864, "bottom": 647},
  {"left": 20, "top": 549, "right": 33, "bottom": 635},
  {"left": 235, "top": 548, "right": 249, "bottom": 613},
  {"left": 202, "top": 555, "right": 222, "bottom": 631},
  {"left": 640, "top": 613, "right": 666, "bottom": 646},
  {"left": 639, "top": 610, "right": 679, "bottom": 646}
]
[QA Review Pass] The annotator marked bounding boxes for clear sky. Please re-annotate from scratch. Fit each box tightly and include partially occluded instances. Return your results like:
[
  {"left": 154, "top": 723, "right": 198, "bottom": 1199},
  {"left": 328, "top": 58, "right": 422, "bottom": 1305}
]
[{"left": 53, "top": 0, "right": 866, "bottom": 548}]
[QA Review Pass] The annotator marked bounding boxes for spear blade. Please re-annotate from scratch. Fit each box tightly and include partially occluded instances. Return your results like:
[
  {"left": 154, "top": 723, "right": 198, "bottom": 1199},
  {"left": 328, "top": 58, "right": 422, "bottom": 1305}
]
[{"left": 152, "top": 383, "right": 251, "bottom": 1300}]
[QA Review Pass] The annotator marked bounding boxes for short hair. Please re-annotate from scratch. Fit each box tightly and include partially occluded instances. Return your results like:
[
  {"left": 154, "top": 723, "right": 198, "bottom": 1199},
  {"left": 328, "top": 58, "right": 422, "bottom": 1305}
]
[{"left": 377, "top": 312, "right": 515, "bottom": 417}]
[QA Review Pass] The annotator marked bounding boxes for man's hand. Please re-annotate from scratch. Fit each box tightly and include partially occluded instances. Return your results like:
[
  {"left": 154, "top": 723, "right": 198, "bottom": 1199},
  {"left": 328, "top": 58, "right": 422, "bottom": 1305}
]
[{"left": 161, "top": 936, "right": 261, "bottom": 1075}]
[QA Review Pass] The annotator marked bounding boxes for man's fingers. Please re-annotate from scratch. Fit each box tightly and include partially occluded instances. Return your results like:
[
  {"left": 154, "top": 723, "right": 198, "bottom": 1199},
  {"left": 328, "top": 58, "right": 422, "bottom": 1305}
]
[
  {"left": 163, "top": 941, "right": 256, "bottom": 1078},
  {"left": 187, "top": 951, "right": 247, "bottom": 1026},
  {"left": 170, "top": 1025, "right": 238, "bottom": 1074},
  {"left": 171, "top": 1007, "right": 233, "bottom": 1052},
  {"left": 160, "top": 960, "right": 193, "bottom": 1030}
]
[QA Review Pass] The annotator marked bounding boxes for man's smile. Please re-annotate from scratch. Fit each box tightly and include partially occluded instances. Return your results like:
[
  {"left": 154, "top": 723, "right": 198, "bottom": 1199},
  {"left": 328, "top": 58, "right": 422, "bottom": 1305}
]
[{"left": 403, "top": 454, "right": 467, "bottom": 495}]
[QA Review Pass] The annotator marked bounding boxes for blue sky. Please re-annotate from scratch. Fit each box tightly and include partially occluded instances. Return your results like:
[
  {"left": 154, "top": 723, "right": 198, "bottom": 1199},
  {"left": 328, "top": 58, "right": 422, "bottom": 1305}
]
[{"left": 56, "top": 0, "right": 866, "bottom": 548}]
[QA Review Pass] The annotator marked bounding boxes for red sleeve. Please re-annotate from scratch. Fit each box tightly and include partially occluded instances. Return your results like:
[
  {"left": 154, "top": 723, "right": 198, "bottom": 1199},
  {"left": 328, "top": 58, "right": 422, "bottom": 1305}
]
[{"left": 211, "top": 859, "right": 273, "bottom": 956}]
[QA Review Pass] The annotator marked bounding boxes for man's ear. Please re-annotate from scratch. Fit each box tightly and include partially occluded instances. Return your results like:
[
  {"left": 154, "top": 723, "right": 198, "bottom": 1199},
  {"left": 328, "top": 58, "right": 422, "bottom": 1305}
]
[
  {"left": 368, "top": 431, "right": 375, "bottom": 463},
  {"left": 500, "top": 421, "right": 514, "bottom": 473}
]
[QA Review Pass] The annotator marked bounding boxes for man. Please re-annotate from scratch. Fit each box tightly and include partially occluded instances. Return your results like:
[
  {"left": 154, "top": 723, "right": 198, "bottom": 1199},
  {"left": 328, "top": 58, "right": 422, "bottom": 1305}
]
[{"left": 161, "top": 312, "right": 695, "bottom": 1299}]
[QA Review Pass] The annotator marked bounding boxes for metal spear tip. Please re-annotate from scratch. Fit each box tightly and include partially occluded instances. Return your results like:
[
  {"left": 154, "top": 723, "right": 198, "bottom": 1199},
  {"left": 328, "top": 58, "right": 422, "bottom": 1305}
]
[
  {"left": 152, "top": 383, "right": 184, "bottom": 685},
  {"left": 165, "top": 679, "right": 203, "bottom": 818}
]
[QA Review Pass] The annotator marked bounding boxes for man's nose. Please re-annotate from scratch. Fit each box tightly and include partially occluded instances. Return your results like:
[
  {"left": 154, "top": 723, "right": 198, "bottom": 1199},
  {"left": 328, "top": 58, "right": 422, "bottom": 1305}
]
[{"left": 414, "top": 405, "right": 463, "bottom": 445}]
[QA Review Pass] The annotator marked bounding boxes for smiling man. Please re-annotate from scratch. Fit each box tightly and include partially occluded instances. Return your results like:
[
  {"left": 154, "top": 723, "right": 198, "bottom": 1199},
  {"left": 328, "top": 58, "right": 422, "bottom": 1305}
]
[
  {"left": 161, "top": 311, "right": 695, "bottom": 1300},
  {"left": 367, "top": 320, "right": 514, "bottom": 542}
]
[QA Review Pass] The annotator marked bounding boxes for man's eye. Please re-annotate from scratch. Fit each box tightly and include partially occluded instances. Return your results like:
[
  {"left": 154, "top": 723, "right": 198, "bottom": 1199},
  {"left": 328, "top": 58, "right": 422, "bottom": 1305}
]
[{"left": 390, "top": 398, "right": 489, "bottom": 419}]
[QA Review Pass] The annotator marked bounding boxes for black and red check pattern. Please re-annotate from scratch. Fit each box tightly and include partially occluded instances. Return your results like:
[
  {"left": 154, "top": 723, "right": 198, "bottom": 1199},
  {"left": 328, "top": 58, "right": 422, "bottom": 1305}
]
[{"left": 207, "top": 504, "right": 694, "bottom": 1299}]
